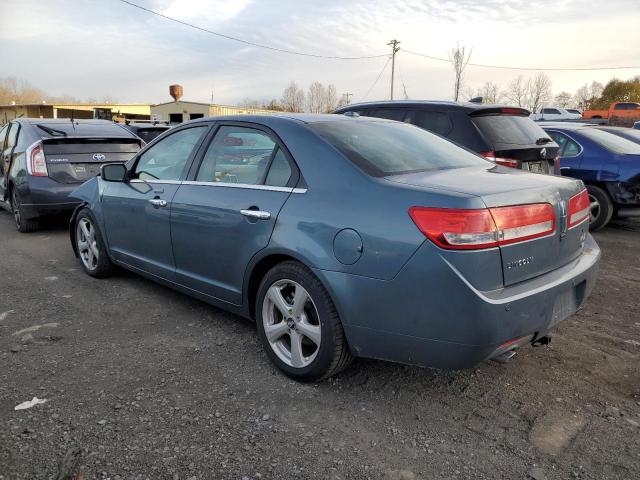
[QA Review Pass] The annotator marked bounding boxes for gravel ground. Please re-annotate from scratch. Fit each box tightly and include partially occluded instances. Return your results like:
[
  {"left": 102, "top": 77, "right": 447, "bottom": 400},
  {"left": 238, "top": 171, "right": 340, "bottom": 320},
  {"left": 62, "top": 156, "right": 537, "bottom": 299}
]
[{"left": 0, "top": 210, "right": 639, "bottom": 480}]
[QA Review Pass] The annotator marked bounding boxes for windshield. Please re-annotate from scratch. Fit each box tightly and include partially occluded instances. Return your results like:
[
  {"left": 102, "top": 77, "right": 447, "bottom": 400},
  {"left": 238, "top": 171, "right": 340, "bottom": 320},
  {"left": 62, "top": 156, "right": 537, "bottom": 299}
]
[
  {"left": 472, "top": 114, "right": 551, "bottom": 147},
  {"left": 580, "top": 128, "right": 640, "bottom": 155},
  {"left": 310, "top": 120, "right": 488, "bottom": 176}
]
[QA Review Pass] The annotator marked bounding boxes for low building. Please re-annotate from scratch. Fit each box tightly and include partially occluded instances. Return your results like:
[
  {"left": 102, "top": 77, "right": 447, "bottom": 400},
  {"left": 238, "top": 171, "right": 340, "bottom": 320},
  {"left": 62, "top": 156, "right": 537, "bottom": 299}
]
[
  {"left": 150, "top": 100, "right": 278, "bottom": 123},
  {"left": 0, "top": 103, "right": 151, "bottom": 125}
]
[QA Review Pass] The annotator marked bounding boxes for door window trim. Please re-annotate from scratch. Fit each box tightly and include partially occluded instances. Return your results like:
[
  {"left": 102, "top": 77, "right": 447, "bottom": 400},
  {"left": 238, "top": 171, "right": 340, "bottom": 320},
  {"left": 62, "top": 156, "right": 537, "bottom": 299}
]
[
  {"left": 129, "top": 178, "right": 306, "bottom": 194},
  {"left": 545, "top": 129, "right": 583, "bottom": 158},
  {"left": 187, "top": 121, "right": 301, "bottom": 189}
]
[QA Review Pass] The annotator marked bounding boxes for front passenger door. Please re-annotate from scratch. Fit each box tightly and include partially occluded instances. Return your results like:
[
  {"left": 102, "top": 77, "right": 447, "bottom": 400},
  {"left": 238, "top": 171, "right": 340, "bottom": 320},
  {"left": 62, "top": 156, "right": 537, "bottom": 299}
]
[{"left": 101, "top": 124, "right": 209, "bottom": 279}]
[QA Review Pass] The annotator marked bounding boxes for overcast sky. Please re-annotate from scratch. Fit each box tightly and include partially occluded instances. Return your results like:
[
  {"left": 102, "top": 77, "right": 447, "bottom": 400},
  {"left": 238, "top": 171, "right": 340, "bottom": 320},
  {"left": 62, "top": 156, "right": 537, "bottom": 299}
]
[{"left": 1, "top": 0, "right": 639, "bottom": 105}]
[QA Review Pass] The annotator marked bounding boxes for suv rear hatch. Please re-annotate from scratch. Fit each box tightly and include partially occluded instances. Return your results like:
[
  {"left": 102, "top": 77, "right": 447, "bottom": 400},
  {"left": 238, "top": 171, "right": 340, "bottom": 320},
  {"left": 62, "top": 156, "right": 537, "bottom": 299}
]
[
  {"left": 470, "top": 108, "right": 559, "bottom": 175},
  {"left": 36, "top": 123, "right": 141, "bottom": 183},
  {"left": 388, "top": 166, "right": 589, "bottom": 286}
]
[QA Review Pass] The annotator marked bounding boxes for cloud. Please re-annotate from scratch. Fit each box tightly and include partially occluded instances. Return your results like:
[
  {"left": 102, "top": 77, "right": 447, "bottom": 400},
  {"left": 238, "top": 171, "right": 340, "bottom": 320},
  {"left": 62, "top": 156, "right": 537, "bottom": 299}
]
[{"left": 1, "top": 0, "right": 639, "bottom": 105}]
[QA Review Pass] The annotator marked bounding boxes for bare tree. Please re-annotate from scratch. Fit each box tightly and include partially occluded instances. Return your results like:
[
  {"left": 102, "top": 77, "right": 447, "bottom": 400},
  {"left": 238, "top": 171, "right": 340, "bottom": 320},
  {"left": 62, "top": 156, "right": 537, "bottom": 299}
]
[
  {"left": 322, "top": 84, "right": 339, "bottom": 113},
  {"left": 281, "top": 81, "right": 305, "bottom": 112},
  {"left": 554, "top": 91, "right": 573, "bottom": 108},
  {"left": 503, "top": 76, "right": 529, "bottom": 107},
  {"left": 573, "top": 84, "right": 591, "bottom": 110},
  {"left": 471, "top": 82, "right": 502, "bottom": 104},
  {"left": 526, "top": 73, "right": 553, "bottom": 113},
  {"left": 239, "top": 97, "right": 261, "bottom": 109},
  {"left": 448, "top": 43, "right": 472, "bottom": 101},
  {"left": 307, "top": 82, "right": 325, "bottom": 113},
  {"left": 589, "top": 81, "right": 604, "bottom": 100}
]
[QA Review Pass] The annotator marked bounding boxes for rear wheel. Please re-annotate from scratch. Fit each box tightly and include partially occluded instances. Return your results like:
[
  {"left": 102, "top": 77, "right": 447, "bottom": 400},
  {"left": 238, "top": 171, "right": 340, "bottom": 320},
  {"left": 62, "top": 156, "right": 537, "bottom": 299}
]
[
  {"left": 75, "top": 209, "right": 114, "bottom": 278},
  {"left": 586, "top": 185, "right": 614, "bottom": 232},
  {"left": 256, "top": 261, "right": 353, "bottom": 381},
  {"left": 11, "top": 187, "right": 39, "bottom": 233}
]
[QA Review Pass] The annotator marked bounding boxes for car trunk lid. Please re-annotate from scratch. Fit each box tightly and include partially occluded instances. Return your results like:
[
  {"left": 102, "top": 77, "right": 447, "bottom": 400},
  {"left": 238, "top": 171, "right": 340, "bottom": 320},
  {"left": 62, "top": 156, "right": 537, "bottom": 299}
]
[
  {"left": 388, "top": 165, "right": 588, "bottom": 286},
  {"left": 42, "top": 138, "right": 141, "bottom": 183}
]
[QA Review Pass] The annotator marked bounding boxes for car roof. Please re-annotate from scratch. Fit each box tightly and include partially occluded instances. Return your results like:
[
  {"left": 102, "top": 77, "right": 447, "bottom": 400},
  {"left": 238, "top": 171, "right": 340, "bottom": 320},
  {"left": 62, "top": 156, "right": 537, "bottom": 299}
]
[
  {"left": 15, "top": 118, "right": 118, "bottom": 125},
  {"left": 180, "top": 113, "right": 396, "bottom": 128},
  {"left": 333, "top": 99, "right": 527, "bottom": 113}
]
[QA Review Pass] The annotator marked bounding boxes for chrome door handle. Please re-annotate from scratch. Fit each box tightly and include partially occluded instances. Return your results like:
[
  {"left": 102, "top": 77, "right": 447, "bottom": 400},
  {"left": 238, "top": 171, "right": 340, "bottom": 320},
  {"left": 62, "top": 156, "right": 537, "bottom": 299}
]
[
  {"left": 240, "top": 209, "right": 271, "bottom": 220},
  {"left": 149, "top": 198, "right": 168, "bottom": 208}
]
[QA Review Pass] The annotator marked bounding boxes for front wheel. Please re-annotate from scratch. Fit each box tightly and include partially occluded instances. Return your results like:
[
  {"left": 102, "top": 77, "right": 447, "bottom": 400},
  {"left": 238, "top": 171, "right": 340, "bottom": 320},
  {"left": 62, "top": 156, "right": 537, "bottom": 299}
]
[
  {"left": 75, "top": 209, "right": 114, "bottom": 278},
  {"left": 586, "top": 185, "right": 614, "bottom": 232},
  {"left": 256, "top": 261, "right": 353, "bottom": 381}
]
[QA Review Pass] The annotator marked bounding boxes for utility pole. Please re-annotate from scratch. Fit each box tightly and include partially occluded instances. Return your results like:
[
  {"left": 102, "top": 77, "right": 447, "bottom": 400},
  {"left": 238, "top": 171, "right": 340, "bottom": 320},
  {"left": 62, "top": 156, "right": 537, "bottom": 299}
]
[
  {"left": 387, "top": 39, "right": 401, "bottom": 100},
  {"left": 343, "top": 92, "right": 353, "bottom": 104}
]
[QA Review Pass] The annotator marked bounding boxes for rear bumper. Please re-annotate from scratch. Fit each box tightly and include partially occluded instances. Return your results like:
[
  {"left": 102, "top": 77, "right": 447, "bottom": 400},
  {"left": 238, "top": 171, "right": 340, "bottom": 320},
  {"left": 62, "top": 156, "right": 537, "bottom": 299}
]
[
  {"left": 315, "top": 234, "right": 601, "bottom": 370},
  {"left": 16, "top": 177, "right": 81, "bottom": 218}
]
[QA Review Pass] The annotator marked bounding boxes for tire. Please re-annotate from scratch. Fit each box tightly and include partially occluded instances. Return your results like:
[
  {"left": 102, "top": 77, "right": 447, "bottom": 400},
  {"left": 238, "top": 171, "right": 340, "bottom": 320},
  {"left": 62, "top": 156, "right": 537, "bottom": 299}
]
[
  {"left": 586, "top": 185, "right": 614, "bottom": 232},
  {"left": 74, "top": 208, "right": 114, "bottom": 278},
  {"left": 256, "top": 261, "right": 353, "bottom": 381},
  {"left": 10, "top": 187, "right": 39, "bottom": 233}
]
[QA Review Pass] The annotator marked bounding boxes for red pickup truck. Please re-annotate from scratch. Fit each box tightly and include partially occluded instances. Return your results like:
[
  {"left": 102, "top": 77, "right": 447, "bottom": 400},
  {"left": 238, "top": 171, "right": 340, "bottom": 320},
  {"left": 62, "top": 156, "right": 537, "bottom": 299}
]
[{"left": 583, "top": 102, "right": 640, "bottom": 126}]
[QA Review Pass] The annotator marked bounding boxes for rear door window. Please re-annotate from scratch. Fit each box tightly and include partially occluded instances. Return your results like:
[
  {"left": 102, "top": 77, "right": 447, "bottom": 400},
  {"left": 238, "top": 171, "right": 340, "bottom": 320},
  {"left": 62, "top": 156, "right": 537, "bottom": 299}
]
[
  {"left": 196, "top": 126, "right": 277, "bottom": 184},
  {"left": 471, "top": 114, "right": 550, "bottom": 147},
  {"left": 547, "top": 131, "right": 581, "bottom": 157},
  {"left": 409, "top": 110, "right": 452, "bottom": 136},
  {"left": 0, "top": 125, "right": 8, "bottom": 153}
]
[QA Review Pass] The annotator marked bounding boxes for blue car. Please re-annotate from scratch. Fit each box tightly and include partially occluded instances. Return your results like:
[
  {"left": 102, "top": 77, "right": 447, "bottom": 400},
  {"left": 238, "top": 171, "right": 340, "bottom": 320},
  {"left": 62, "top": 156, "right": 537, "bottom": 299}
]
[
  {"left": 542, "top": 124, "right": 640, "bottom": 230},
  {"left": 70, "top": 115, "right": 600, "bottom": 381}
]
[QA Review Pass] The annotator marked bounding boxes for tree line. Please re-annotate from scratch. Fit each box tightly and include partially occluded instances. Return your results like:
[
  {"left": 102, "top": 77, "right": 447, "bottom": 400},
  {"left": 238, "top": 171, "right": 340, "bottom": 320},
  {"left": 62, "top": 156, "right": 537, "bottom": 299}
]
[
  {"left": 240, "top": 81, "right": 348, "bottom": 113},
  {"left": 466, "top": 75, "right": 640, "bottom": 112},
  {"left": 0, "top": 77, "right": 117, "bottom": 105}
]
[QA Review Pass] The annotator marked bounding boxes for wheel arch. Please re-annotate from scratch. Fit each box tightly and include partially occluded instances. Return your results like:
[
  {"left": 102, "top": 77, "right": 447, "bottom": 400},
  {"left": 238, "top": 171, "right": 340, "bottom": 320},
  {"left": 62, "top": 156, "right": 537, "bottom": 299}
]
[
  {"left": 69, "top": 203, "right": 89, "bottom": 258},
  {"left": 244, "top": 249, "right": 335, "bottom": 322}
]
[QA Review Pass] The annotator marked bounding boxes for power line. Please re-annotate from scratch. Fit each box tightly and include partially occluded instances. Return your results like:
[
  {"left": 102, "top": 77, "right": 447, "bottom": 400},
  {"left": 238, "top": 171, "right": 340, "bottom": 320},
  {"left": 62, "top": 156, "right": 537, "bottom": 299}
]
[
  {"left": 363, "top": 57, "right": 391, "bottom": 101},
  {"left": 118, "top": 0, "right": 388, "bottom": 60},
  {"left": 402, "top": 49, "right": 640, "bottom": 71}
]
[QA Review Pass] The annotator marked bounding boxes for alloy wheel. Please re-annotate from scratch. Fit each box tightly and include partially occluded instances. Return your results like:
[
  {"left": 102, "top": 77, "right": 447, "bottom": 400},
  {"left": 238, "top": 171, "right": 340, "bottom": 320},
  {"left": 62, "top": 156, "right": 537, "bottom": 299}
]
[
  {"left": 588, "top": 193, "right": 600, "bottom": 223},
  {"left": 77, "top": 217, "right": 100, "bottom": 271},
  {"left": 262, "top": 279, "right": 321, "bottom": 369}
]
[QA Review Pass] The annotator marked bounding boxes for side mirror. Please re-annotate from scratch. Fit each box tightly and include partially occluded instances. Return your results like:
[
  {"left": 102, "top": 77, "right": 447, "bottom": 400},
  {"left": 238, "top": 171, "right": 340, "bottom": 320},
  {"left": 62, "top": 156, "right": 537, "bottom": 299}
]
[{"left": 101, "top": 163, "right": 127, "bottom": 182}]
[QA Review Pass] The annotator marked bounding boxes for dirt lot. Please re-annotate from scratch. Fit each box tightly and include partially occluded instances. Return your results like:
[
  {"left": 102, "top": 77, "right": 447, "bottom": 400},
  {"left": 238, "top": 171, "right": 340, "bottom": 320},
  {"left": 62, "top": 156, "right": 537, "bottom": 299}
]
[{"left": 0, "top": 210, "right": 638, "bottom": 480}]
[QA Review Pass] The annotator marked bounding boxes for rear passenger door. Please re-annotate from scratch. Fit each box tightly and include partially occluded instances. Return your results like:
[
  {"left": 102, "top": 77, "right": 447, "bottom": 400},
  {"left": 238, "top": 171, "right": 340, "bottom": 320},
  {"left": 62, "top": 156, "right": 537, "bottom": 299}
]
[
  {"left": 0, "top": 122, "right": 19, "bottom": 201},
  {"left": 170, "top": 123, "right": 299, "bottom": 305}
]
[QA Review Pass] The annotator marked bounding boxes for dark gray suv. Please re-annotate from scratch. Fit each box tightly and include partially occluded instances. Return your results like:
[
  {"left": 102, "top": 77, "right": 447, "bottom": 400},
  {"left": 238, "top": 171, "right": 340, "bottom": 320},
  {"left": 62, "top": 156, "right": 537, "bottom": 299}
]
[
  {"left": 335, "top": 100, "right": 559, "bottom": 175},
  {"left": 0, "top": 119, "right": 141, "bottom": 232}
]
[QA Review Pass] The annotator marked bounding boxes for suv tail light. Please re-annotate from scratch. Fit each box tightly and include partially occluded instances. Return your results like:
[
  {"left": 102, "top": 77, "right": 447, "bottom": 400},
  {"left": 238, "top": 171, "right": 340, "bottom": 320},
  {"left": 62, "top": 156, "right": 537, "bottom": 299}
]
[
  {"left": 567, "top": 189, "right": 590, "bottom": 228},
  {"left": 480, "top": 151, "right": 519, "bottom": 169},
  {"left": 409, "top": 204, "right": 556, "bottom": 250},
  {"left": 26, "top": 141, "right": 48, "bottom": 177}
]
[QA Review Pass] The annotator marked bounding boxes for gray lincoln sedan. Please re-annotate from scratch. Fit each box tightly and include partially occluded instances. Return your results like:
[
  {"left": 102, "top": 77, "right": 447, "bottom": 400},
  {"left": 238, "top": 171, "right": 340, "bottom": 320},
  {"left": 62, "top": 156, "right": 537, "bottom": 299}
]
[{"left": 69, "top": 114, "right": 600, "bottom": 381}]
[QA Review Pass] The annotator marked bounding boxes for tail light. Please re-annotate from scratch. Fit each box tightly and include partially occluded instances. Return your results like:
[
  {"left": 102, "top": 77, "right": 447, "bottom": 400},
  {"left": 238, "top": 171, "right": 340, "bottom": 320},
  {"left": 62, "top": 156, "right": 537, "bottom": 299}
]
[
  {"left": 567, "top": 189, "right": 590, "bottom": 228},
  {"left": 480, "top": 151, "right": 519, "bottom": 169},
  {"left": 409, "top": 204, "right": 556, "bottom": 250},
  {"left": 26, "top": 141, "right": 48, "bottom": 177}
]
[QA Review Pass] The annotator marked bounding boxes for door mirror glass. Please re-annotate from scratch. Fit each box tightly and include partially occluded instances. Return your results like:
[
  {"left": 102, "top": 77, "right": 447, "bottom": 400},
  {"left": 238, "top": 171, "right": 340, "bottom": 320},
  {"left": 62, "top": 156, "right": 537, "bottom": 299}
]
[{"left": 101, "top": 163, "right": 127, "bottom": 182}]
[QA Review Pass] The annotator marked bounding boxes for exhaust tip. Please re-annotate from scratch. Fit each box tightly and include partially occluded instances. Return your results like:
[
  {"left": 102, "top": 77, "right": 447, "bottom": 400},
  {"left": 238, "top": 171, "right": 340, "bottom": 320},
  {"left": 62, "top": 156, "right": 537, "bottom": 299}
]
[{"left": 492, "top": 349, "right": 517, "bottom": 364}]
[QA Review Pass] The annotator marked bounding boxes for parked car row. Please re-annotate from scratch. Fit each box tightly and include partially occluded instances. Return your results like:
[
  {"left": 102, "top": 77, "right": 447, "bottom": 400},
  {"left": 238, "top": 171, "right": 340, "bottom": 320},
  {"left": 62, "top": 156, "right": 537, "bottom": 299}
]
[{"left": 65, "top": 113, "right": 599, "bottom": 380}]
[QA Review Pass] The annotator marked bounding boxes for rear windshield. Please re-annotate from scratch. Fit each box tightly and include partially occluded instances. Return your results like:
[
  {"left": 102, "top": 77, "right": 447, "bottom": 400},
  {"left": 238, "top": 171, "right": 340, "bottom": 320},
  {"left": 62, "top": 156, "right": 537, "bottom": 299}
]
[
  {"left": 581, "top": 128, "right": 640, "bottom": 154},
  {"left": 471, "top": 114, "right": 550, "bottom": 147},
  {"left": 136, "top": 128, "right": 169, "bottom": 144},
  {"left": 35, "top": 122, "right": 134, "bottom": 138},
  {"left": 310, "top": 120, "right": 488, "bottom": 176}
]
